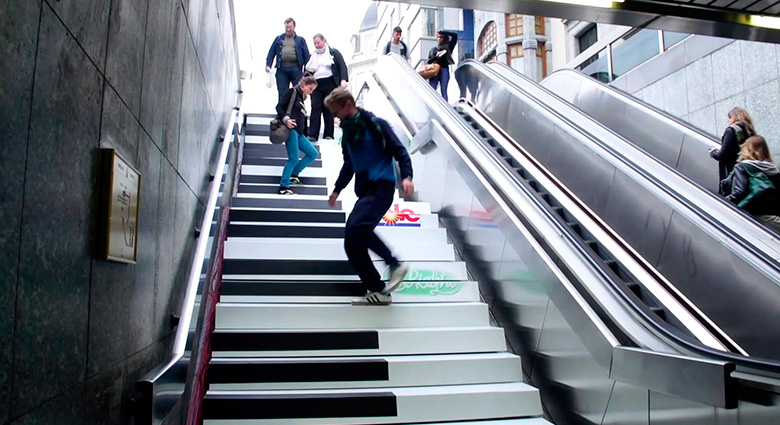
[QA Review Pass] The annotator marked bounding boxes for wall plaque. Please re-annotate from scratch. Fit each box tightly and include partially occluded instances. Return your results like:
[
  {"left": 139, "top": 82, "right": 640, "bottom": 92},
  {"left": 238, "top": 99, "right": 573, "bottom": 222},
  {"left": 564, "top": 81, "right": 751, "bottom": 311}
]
[{"left": 100, "top": 149, "right": 141, "bottom": 263}]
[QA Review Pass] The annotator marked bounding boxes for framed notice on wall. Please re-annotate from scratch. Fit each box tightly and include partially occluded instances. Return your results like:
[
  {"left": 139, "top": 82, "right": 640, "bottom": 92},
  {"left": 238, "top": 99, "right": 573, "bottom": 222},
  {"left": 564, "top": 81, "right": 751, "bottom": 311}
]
[{"left": 100, "top": 149, "right": 141, "bottom": 264}]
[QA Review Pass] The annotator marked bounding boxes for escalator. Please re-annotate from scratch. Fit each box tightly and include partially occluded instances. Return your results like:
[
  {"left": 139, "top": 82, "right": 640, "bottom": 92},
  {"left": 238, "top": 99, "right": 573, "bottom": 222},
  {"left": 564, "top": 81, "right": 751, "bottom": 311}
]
[
  {"left": 454, "top": 59, "right": 780, "bottom": 362},
  {"left": 364, "top": 53, "right": 780, "bottom": 425}
]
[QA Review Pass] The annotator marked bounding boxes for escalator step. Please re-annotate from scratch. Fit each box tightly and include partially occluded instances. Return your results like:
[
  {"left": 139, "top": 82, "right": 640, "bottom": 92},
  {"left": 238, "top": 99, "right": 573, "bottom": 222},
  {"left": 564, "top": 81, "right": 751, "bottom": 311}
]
[
  {"left": 604, "top": 260, "right": 619, "bottom": 273},
  {"left": 567, "top": 222, "right": 581, "bottom": 235},
  {"left": 514, "top": 168, "right": 525, "bottom": 178},
  {"left": 584, "top": 240, "right": 599, "bottom": 252},
  {"left": 650, "top": 306, "right": 667, "bottom": 320},
  {"left": 626, "top": 282, "right": 642, "bottom": 297},
  {"left": 551, "top": 206, "right": 564, "bottom": 216}
]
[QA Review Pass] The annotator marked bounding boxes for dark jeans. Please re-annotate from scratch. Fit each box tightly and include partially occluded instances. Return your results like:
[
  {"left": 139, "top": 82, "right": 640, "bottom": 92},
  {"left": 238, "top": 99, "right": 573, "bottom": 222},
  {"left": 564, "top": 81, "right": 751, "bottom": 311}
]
[
  {"left": 344, "top": 180, "right": 399, "bottom": 293},
  {"left": 276, "top": 66, "right": 303, "bottom": 101},
  {"left": 310, "top": 77, "right": 337, "bottom": 140},
  {"left": 428, "top": 67, "right": 450, "bottom": 101}
]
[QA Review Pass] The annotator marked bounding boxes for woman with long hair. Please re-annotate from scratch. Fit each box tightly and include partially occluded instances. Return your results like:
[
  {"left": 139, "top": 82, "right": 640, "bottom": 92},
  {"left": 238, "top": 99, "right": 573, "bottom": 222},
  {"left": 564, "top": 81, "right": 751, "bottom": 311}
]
[
  {"left": 720, "top": 135, "right": 780, "bottom": 231},
  {"left": 305, "top": 33, "right": 348, "bottom": 141},
  {"left": 710, "top": 107, "right": 756, "bottom": 186},
  {"left": 275, "top": 75, "right": 318, "bottom": 194},
  {"left": 425, "top": 30, "right": 458, "bottom": 101}
]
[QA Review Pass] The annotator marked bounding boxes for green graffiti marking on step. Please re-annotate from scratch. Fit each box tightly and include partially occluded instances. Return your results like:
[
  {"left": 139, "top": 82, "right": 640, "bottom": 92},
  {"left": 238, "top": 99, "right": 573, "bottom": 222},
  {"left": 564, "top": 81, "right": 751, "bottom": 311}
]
[
  {"left": 396, "top": 282, "right": 463, "bottom": 296},
  {"left": 382, "top": 268, "right": 455, "bottom": 282}
]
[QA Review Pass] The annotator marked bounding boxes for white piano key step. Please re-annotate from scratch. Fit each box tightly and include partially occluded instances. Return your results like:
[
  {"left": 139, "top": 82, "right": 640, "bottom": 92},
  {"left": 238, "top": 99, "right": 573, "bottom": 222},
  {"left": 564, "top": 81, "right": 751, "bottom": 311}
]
[
  {"left": 224, "top": 240, "right": 455, "bottom": 261},
  {"left": 215, "top": 302, "right": 490, "bottom": 330}
]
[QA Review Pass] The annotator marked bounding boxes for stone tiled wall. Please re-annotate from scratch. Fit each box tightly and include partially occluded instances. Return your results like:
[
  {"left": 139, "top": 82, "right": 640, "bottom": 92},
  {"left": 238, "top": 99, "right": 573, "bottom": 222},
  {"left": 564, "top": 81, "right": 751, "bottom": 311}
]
[
  {"left": 630, "top": 38, "right": 780, "bottom": 160},
  {"left": 0, "top": 0, "right": 240, "bottom": 423}
]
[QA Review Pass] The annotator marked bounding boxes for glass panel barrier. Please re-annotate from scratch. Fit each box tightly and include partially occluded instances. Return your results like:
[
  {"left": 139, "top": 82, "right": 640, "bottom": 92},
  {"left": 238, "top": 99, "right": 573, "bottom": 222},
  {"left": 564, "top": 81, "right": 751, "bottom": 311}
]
[{"left": 611, "top": 29, "right": 660, "bottom": 79}]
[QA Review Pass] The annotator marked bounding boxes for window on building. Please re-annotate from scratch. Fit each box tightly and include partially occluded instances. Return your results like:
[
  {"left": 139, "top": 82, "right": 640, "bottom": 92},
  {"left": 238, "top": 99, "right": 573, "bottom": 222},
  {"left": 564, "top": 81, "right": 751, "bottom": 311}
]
[
  {"left": 506, "top": 14, "right": 523, "bottom": 37},
  {"left": 422, "top": 8, "right": 437, "bottom": 37},
  {"left": 537, "top": 41, "right": 547, "bottom": 78},
  {"left": 577, "top": 48, "right": 610, "bottom": 83},
  {"left": 578, "top": 25, "right": 598, "bottom": 55},
  {"left": 478, "top": 21, "right": 498, "bottom": 58},
  {"left": 535, "top": 17, "right": 545, "bottom": 36},
  {"left": 663, "top": 31, "right": 688, "bottom": 50},
  {"left": 507, "top": 44, "right": 523, "bottom": 65}
]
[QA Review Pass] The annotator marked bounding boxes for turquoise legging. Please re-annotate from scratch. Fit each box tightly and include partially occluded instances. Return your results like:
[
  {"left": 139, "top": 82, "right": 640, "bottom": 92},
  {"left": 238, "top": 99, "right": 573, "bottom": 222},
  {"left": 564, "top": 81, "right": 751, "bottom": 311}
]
[{"left": 280, "top": 129, "right": 317, "bottom": 187}]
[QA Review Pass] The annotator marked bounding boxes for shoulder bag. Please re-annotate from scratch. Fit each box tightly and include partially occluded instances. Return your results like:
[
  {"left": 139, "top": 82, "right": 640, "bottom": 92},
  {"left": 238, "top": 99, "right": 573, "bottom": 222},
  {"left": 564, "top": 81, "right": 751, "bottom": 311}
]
[{"left": 269, "top": 90, "right": 297, "bottom": 144}]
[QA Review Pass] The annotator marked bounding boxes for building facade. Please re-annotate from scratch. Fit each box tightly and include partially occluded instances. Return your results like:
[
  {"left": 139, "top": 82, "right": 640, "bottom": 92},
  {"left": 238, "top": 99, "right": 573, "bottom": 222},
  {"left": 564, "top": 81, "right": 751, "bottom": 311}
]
[
  {"left": 473, "top": 12, "right": 551, "bottom": 82},
  {"left": 550, "top": 20, "right": 780, "bottom": 159},
  {"left": 349, "top": 1, "right": 474, "bottom": 102}
]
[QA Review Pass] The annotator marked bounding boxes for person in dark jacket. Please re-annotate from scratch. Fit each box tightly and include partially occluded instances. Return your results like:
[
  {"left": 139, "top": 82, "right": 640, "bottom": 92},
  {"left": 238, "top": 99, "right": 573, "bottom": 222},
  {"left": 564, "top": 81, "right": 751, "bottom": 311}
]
[
  {"left": 709, "top": 107, "right": 755, "bottom": 185},
  {"left": 720, "top": 135, "right": 780, "bottom": 231},
  {"left": 324, "top": 88, "right": 413, "bottom": 305},
  {"left": 275, "top": 76, "right": 318, "bottom": 195},
  {"left": 384, "top": 26, "right": 409, "bottom": 62},
  {"left": 266, "top": 18, "right": 311, "bottom": 101},
  {"left": 426, "top": 30, "right": 458, "bottom": 101},
  {"left": 305, "top": 33, "right": 348, "bottom": 141}
]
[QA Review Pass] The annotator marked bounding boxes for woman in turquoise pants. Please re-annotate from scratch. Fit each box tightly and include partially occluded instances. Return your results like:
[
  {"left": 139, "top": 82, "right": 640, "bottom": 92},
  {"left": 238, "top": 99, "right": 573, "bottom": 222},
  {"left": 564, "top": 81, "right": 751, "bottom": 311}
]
[{"left": 276, "top": 76, "right": 318, "bottom": 194}]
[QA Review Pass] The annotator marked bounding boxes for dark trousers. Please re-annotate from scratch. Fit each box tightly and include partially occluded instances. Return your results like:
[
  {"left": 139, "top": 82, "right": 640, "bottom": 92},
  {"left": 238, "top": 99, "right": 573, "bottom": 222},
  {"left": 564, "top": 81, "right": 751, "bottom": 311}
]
[
  {"left": 344, "top": 180, "right": 399, "bottom": 293},
  {"left": 309, "top": 77, "right": 337, "bottom": 140},
  {"left": 276, "top": 66, "right": 303, "bottom": 101},
  {"left": 428, "top": 67, "right": 450, "bottom": 101}
]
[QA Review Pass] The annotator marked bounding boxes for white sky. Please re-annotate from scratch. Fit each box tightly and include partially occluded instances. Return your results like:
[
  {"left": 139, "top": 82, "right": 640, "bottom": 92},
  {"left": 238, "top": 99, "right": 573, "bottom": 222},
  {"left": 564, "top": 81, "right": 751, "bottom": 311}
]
[{"left": 234, "top": 0, "right": 376, "bottom": 72}]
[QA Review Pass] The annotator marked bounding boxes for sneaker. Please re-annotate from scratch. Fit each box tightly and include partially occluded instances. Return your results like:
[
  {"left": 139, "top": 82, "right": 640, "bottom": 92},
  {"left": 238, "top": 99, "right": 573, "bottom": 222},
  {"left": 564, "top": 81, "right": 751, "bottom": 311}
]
[
  {"left": 352, "top": 292, "right": 392, "bottom": 306},
  {"left": 382, "top": 263, "right": 409, "bottom": 295},
  {"left": 324, "top": 136, "right": 334, "bottom": 140},
  {"left": 289, "top": 176, "right": 302, "bottom": 186},
  {"left": 308, "top": 136, "right": 318, "bottom": 142},
  {"left": 278, "top": 187, "right": 294, "bottom": 195}
]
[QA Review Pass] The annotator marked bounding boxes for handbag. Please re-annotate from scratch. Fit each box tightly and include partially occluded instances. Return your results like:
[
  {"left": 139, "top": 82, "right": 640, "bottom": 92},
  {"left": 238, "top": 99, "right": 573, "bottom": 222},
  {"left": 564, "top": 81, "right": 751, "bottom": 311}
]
[
  {"left": 418, "top": 63, "right": 441, "bottom": 80},
  {"left": 269, "top": 89, "right": 297, "bottom": 144}
]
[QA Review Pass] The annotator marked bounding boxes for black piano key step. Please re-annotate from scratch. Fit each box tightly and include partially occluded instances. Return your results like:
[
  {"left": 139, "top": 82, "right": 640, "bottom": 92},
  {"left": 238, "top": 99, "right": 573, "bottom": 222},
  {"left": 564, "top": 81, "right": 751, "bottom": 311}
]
[
  {"left": 242, "top": 157, "right": 323, "bottom": 167},
  {"left": 229, "top": 210, "right": 345, "bottom": 224},
  {"left": 245, "top": 124, "right": 270, "bottom": 136},
  {"left": 207, "top": 358, "right": 389, "bottom": 384},
  {"left": 223, "top": 259, "right": 353, "bottom": 275},
  {"left": 244, "top": 142, "right": 321, "bottom": 154},
  {"left": 238, "top": 184, "right": 328, "bottom": 196},
  {"left": 232, "top": 197, "right": 340, "bottom": 210},
  {"left": 228, "top": 224, "right": 344, "bottom": 238},
  {"left": 240, "top": 174, "right": 326, "bottom": 186},
  {"left": 211, "top": 330, "right": 380, "bottom": 352},
  {"left": 221, "top": 280, "right": 363, "bottom": 296},
  {"left": 202, "top": 391, "right": 397, "bottom": 420}
]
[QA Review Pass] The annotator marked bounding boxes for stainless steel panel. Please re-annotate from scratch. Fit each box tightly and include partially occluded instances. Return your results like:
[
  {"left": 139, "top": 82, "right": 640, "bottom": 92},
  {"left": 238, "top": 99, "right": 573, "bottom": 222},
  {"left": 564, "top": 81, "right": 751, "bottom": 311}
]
[
  {"left": 649, "top": 391, "right": 717, "bottom": 425},
  {"left": 602, "top": 382, "right": 650, "bottom": 425},
  {"left": 676, "top": 133, "right": 720, "bottom": 193},
  {"left": 619, "top": 104, "right": 686, "bottom": 168},
  {"left": 610, "top": 347, "right": 735, "bottom": 408},
  {"left": 655, "top": 212, "right": 780, "bottom": 360},
  {"left": 602, "top": 170, "right": 674, "bottom": 266}
]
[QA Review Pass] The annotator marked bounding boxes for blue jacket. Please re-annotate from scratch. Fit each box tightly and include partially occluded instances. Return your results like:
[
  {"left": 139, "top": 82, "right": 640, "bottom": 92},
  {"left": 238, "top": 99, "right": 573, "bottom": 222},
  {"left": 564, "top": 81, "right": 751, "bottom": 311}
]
[
  {"left": 334, "top": 109, "right": 413, "bottom": 197},
  {"left": 266, "top": 33, "right": 310, "bottom": 70}
]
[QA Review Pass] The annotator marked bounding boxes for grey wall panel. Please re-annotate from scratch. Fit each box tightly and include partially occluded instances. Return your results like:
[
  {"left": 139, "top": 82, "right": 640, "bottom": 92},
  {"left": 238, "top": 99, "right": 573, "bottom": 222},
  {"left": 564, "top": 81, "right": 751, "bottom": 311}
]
[
  {"left": 100, "top": 83, "right": 140, "bottom": 162},
  {"left": 178, "top": 32, "right": 204, "bottom": 191},
  {"left": 155, "top": 161, "right": 180, "bottom": 341},
  {"left": 139, "top": 0, "right": 174, "bottom": 147},
  {"left": 131, "top": 134, "right": 162, "bottom": 353},
  {"left": 84, "top": 363, "right": 124, "bottom": 425},
  {"left": 13, "top": 5, "right": 102, "bottom": 415},
  {"left": 0, "top": 1, "right": 40, "bottom": 422},
  {"left": 47, "top": 0, "right": 110, "bottom": 72},
  {"left": 161, "top": 1, "right": 187, "bottom": 169},
  {"left": 602, "top": 170, "right": 674, "bottom": 266},
  {"left": 185, "top": 0, "right": 204, "bottom": 47},
  {"left": 656, "top": 212, "right": 780, "bottom": 359},
  {"left": 105, "top": 0, "right": 149, "bottom": 118},
  {"left": 88, "top": 259, "right": 135, "bottom": 377},
  {"left": 9, "top": 386, "right": 85, "bottom": 425}
]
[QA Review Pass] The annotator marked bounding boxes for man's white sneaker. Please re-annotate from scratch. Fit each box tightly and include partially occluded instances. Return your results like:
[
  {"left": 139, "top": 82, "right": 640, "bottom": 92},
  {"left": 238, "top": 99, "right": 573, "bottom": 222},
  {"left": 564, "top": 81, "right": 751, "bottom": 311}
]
[
  {"left": 383, "top": 263, "right": 409, "bottom": 295},
  {"left": 352, "top": 292, "right": 392, "bottom": 306}
]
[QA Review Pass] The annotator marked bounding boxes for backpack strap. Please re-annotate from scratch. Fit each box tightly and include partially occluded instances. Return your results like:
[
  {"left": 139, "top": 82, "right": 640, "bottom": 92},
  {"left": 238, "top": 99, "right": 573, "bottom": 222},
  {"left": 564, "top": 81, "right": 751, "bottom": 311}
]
[
  {"left": 285, "top": 88, "right": 297, "bottom": 116},
  {"left": 728, "top": 123, "right": 747, "bottom": 144}
]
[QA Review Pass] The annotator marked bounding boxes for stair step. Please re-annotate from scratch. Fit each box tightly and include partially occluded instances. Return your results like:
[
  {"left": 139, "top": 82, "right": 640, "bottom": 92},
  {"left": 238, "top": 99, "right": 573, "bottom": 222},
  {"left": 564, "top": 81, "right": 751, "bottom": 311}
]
[
  {"left": 240, "top": 174, "right": 325, "bottom": 185},
  {"left": 230, "top": 209, "right": 345, "bottom": 223},
  {"left": 221, "top": 260, "right": 468, "bottom": 281},
  {"left": 242, "top": 157, "right": 323, "bottom": 167},
  {"left": 224, "top": 240, "right": 455, "bottom": 261},
  {"left": 215, "top": 302, "right": 489, "bottom": 330},
  {"left": 243, "top": 164, "right": 328, "bottom": 177},
  {"left": 232, "top": 196, "right": 339, "bottom": 210},
  {"left": 211, "top": 326, "right": 508, "bottom": 358},
  {"left": 219, "top": 280, "right": 480, "bottom": 303},
  {"left": 202, "top": 382, "right": 542, "bottom": 424},
  {"left": 226, "top": 225, "right": 447, "bottom": 242},
  {"left": 207, "top": 352, "right": 522, "bottom": 390},
  {"left": 243, "top": 142, "right": 321, "bottom": 155},
  {"left": 238, "top": 184, "right": 328, "bottom": 196}
]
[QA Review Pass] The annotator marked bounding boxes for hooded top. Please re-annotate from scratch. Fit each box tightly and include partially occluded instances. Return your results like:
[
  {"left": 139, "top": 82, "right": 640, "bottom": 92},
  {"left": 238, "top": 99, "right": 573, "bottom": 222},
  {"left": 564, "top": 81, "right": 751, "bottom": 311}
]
[{"left": 721, "top": 159, "right": 780, "bottom": 216}]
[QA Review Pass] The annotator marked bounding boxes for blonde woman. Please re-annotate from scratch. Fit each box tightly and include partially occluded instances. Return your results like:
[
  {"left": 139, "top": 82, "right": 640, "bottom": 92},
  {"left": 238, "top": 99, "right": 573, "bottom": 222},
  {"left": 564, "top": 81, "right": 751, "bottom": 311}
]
[
  {"left": 709, "top": 107, "right": 756, "bottom": 185},
  {"left": 719, "top": 135, "right": 780, "bottom": 231}
]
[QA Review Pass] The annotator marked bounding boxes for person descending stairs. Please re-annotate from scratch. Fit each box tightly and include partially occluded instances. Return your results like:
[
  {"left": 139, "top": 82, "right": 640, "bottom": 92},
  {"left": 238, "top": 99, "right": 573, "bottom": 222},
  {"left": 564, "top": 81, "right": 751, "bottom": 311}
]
[{"left": 199, "top": 112, "right": 552, "bottom": 424}]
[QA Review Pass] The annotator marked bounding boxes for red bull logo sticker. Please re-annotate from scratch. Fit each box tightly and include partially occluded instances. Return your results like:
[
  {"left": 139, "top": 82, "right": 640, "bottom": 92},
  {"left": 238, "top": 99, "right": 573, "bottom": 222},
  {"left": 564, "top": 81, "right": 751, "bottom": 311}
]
[{"left": 379, "top": 203, "right": 421, "bottom": 227}]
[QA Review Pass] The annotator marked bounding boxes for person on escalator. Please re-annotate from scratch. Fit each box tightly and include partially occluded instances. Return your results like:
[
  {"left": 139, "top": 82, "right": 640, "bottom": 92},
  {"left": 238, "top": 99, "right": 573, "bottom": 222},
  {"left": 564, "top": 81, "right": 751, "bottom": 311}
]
[
  {"left": 425, "top": 30, "right": 458, "bottom": 101},
  {"left": 709, "top": 107, "right": 756, "bottom": 190},
  {"left": 275, "top": 76, "right": 319, "bottom": 195},
  {"left": 719, "top": 135, "right": 780, "bottom": 231},
  {"left": 324, "top": 87, "right": 414, "bottom": 305}
]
